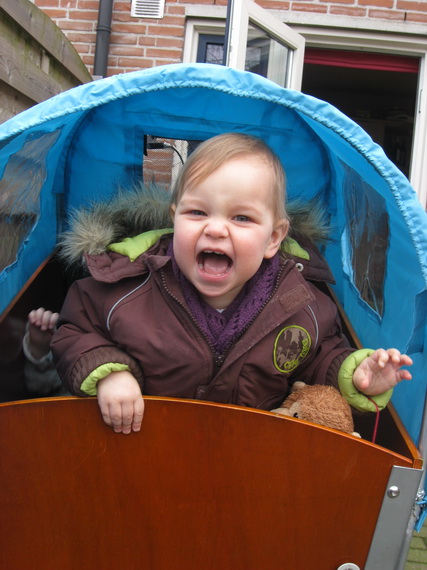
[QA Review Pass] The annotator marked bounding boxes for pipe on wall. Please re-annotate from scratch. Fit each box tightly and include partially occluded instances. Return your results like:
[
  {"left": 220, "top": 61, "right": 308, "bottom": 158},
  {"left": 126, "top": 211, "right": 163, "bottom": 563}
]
[{"left": 94, "top": 0, "right": 114, "bottom": 78}]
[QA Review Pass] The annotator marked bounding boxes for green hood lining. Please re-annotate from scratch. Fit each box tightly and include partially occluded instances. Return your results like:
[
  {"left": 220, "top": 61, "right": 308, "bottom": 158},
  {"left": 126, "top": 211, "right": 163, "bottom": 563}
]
[
  {"left": 107, "top": 228, "right": 173, "bottom": 261},
  {"left": 107, "top": 229, "right": 310, "bottom": 262}
]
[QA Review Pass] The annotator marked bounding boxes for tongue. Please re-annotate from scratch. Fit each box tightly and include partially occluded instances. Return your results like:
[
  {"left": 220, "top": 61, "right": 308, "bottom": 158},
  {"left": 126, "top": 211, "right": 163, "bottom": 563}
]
[{"left": 203, "top": 254, "right": 230, "bottom": 275}]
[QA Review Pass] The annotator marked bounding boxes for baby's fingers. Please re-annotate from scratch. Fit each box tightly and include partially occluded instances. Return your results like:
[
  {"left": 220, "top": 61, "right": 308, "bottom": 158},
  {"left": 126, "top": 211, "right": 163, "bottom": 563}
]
[
  {"left": 98, "top": 401, "right": 113, "bottom": 429},
  {"left": 28, "top": 308, "right": 58, "bottom": 331},
  {"left": 374, "top": 348, "right": 413, "bottom": 369},
  {"left": 28, "top": 308, "right": 45, "bottom": 327},
  {"left": 398, "top": 353, "right": 413, "bottom": 367},
  {"left": 45, "top": 311, "right": 59, "bottom": 330},
  {"left": 38, "top": 310, "right": 58, "bottom": 331},
  {"left": 119, "top": 398, "right": 145, "bottom": 434},
  {"left": 373, "top": 348, "right": 392, "bottom": 368},
  {"left": 398, "top": 368, "right": 412, "bottom": 381},
  {"left": 131, "top": 397, "right": 145, "bottom": 433},
  {"left": 110, "top": 402, "right": 132, "bottom": 434},
  {"left": 101, "top": 399, "right": 144, "bottom": 434},
  {"left": 120, "top": 401, "right": 136, "bottom": 434},
  {"left": 99, "top": 401, "right": 124, "bottom": 433}
]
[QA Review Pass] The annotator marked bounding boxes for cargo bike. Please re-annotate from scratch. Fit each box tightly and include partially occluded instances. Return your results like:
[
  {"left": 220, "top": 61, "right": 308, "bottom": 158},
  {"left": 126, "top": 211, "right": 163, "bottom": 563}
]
[{"left": 0, "top": 63, "right": 426, "bottom": 569}]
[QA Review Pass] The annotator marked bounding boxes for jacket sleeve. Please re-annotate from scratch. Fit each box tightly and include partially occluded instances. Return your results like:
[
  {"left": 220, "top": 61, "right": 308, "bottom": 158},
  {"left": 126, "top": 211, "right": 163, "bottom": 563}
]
[
  {"left": 22, "top": 332, "right": 65, "bottom": 396},
  {"left": 51, "top": 278, "right": 143, "bottom": 396}
]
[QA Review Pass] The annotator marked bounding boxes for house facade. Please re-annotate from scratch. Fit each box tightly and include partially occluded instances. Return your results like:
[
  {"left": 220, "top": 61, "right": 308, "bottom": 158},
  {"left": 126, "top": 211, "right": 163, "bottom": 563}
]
[{"left": 32, "top": 0, "right": 427, "bottom": 206}]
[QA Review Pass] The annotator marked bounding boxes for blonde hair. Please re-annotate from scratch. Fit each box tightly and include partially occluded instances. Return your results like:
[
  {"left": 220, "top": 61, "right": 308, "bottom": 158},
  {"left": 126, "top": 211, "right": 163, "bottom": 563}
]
[{"left": 170, "top": 133, "right": 288, "bottom": 222}]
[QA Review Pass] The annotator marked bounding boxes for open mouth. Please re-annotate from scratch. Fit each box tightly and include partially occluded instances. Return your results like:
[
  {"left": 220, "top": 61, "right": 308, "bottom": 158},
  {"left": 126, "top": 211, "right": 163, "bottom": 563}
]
[{"left": 197, "top": 251, "right": 232, "bottom": 276}]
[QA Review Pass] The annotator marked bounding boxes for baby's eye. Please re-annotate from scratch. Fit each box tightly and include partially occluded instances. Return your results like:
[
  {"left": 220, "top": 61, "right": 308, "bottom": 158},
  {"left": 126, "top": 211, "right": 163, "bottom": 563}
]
[
  {"left": 189, "top": 210, "right": 206, "bottom": 217},
  {"left": 234, "top": 215, "right": 251, "bottom": 222}
]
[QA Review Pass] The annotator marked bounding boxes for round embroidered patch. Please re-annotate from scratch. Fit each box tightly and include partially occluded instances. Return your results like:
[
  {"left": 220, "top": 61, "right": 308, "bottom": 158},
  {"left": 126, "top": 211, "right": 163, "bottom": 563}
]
[{"left": 273, "top": 325, "right": 312, "bottom": 373}]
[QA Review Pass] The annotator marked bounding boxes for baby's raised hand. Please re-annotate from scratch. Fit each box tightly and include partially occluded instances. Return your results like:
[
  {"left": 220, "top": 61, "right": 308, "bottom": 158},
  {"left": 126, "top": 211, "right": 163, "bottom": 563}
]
[
  {"left": 352, "top": 348, "right": 412, "bottom": 396},
  {"left": 28, "top": 308, "right": 59, "bottom": 359},
  {"left": 97, "top": 370, "right": 145, "bottom": 434}
]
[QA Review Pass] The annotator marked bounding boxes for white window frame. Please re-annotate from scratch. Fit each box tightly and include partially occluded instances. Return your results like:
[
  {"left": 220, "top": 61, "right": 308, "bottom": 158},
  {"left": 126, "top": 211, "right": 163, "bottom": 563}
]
[
  {"left": 225, "top": 0, "right": 305, "bottom": 90},
  {"left": 184, "top": 13, "right": 427, "bottom": 206},
  {"left": 183, "top": 14, "right": 226, "bottom": 65}
]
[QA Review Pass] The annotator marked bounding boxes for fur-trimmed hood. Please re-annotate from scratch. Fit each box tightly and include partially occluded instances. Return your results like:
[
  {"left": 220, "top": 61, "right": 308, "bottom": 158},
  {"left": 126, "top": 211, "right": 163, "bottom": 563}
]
[
  {"left": 57, "top": 182, "right": 334, "bottom": 282},
  {"left": 57, "top": 183, "right": 172, "bottom": 267}
]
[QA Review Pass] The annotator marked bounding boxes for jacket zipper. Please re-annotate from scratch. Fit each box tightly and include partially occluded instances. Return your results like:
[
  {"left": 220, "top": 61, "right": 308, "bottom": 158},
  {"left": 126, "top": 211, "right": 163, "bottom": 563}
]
[
  {"left": 160, "top": 262, "right": 286, "bottom": 376},
  {"left": 159, "top": 270, "right": 219, "bottom": 371},
  {"left": 233, "top": 263, "right": 285, "bottom": 343}
]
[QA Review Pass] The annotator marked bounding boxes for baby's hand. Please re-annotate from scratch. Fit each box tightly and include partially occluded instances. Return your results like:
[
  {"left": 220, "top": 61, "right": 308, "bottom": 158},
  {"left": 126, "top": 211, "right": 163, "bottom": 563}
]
[
  {"left": 97, "top": 370, "right": 145, "bottom": 434},
  {"left": 28, "top": 308, "right": 59, "bottom": 359},
  {"left": 353, "top": 348, "right": 412, "bottom": 396}
]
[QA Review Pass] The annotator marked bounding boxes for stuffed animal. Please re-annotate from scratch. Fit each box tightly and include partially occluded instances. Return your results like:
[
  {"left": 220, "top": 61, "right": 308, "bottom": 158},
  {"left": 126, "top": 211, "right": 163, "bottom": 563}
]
[{"left": 271, "top": 381, "right": 360, "bottom": 437}]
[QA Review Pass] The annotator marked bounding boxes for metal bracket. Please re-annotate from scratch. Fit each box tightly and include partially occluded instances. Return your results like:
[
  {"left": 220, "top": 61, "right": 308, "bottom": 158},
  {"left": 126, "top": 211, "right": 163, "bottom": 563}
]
[{"left": 365, "top": 464, "right": 423, "bottom": 570}]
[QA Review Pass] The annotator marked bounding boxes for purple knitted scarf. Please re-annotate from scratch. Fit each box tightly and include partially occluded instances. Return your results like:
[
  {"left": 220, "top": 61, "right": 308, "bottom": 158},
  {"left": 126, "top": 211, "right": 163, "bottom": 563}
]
[{"left": 168, "top": 242, "right": 280, "bottom": 356}]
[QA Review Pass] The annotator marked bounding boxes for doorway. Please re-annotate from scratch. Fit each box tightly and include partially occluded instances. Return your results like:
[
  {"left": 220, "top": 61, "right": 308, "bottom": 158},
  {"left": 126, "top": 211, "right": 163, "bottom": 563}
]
[{"left": 301, "top": 49, "right": 419, "bottom": 179}]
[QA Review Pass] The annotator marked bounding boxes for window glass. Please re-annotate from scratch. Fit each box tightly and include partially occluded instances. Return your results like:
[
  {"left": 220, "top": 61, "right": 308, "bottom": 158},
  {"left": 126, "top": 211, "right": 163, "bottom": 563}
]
[
  {"left": 342, "top": 162, "right": 388, "bottom": 317},
  {"left": 197, "top": 30, "right": 290, "bottom": 87},
  {"left": 0, "top": 130, "right": 60, "bottom": 272},
  {"left": 196, "top": 34, "right": 224, "bottom": 64},
  {"left": 245, "top": 23, "right": 290, "bottom": 86}
]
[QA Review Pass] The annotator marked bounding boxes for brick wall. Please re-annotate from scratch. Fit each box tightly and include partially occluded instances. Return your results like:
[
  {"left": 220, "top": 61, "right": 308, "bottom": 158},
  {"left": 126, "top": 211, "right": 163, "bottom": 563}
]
[{"left": 33, "top": 0, "right": 427, "bottom": 77}]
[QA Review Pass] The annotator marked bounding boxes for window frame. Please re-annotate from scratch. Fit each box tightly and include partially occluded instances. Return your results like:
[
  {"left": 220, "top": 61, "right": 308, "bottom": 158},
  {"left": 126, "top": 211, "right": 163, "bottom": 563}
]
[{"left": 224, "top": 0, "right": 305, "bottom": 90}]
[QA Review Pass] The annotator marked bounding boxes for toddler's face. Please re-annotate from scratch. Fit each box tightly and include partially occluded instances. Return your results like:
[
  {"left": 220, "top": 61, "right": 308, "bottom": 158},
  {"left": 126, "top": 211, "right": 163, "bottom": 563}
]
[{"left": 171, "top": 156, "right": 288, "bottom": 309}]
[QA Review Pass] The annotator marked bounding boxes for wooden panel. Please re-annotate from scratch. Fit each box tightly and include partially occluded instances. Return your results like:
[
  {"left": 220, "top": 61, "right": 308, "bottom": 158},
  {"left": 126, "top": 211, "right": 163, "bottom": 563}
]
[
  {"left": 1, "top": 0, "right": 91, "bottom": 84},
  {"left": 0, "top": 12, "right": 77, "bottom": 104},
  {"left": 0, "top": 79, "right": 33, "bottom": 122},
  {"left": 0, "top": 397, "right": 418, "bottom": 569},
  {"left": 0, "top": 0, "right": 91, "bottom": 117},
  {"left": 356, "top": 403, "right": 423, "bottom": 468}
]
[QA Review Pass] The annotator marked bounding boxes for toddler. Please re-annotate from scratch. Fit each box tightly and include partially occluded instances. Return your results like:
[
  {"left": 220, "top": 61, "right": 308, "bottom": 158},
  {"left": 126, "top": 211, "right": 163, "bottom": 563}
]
[{"left": 52, "top": 133, "right": 412, "bottom": 433}]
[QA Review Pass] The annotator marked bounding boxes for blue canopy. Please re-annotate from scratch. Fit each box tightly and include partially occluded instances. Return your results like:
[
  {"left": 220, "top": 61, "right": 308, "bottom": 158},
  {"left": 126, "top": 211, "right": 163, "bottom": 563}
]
[{"left": 0, "top": 62, "right": 426, "bottom": 444}]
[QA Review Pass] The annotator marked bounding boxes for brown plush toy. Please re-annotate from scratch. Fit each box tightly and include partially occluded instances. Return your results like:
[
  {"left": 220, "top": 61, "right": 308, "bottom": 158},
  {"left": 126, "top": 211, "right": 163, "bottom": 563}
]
[{"left": 271, "top": 381, "right": 360, "bottom": 437}]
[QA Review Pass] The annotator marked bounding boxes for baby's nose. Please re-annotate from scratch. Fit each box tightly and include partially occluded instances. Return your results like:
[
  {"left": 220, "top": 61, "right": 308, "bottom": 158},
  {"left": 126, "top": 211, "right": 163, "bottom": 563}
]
[{"left": 204, "top": 218, "right": 229, "bottom": 238}]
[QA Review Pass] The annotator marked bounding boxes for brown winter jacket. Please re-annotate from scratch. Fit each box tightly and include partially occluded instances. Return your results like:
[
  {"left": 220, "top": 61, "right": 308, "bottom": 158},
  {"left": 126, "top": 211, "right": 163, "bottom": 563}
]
[{"left": 52, "top": 231, "right": 355, "bottom": 411}]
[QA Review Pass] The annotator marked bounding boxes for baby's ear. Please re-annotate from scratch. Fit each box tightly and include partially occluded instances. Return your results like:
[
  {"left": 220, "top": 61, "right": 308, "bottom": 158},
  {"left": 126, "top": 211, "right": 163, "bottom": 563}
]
[
  {"left": 169, "top": 204, "right": 176, "bottom": 223},
  {"left": 264, "top": 219, "right": 289, "bottom": 259}
]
